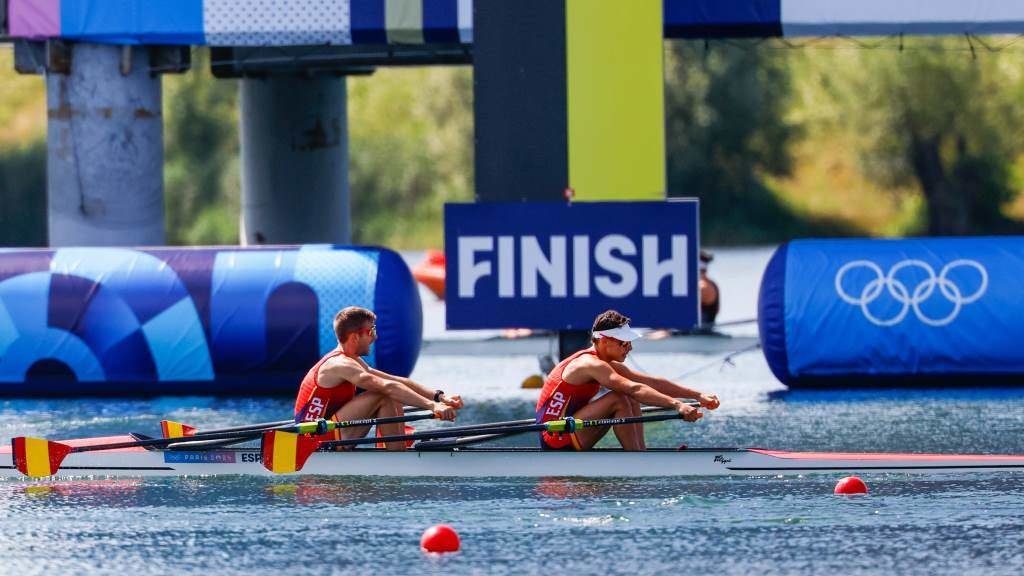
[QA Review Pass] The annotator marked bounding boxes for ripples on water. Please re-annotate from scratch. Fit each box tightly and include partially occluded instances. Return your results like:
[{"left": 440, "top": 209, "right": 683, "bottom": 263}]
[
  {"left": 2, "top": 352, "right": 1024, "bottom": 575},
  {"left": 2, "top": 474, "right": 1022, "bottom": 575}
]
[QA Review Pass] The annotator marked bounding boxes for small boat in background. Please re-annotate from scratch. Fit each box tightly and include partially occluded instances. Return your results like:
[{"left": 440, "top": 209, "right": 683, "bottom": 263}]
[{"left": 413, "top": 249, "right": 446, "bottom": 300}]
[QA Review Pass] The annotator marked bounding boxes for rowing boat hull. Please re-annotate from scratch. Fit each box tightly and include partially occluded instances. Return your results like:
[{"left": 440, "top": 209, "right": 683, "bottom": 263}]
[{"left": 3, "top": 444, "right": 1024, "bottom": 479}]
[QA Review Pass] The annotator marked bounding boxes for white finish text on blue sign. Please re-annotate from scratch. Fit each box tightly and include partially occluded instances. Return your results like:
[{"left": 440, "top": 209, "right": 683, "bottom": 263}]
[{"left": 458, "top": 234, "right": 688, "bottom": 298}]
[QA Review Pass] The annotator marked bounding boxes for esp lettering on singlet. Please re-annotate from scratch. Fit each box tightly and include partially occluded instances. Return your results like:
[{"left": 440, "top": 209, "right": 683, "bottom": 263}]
[
  {"left": 535, "top": 349, "right": 601, "bottom": 450},
  {"left": 294, "top": 350, "right": 357, "bottom": 440}
]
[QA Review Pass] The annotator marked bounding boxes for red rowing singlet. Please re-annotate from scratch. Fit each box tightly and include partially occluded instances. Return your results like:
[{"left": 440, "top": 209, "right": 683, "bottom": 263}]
[
  {"left": 294, "top": 350, "right": 356, "bottom": 427},
  {"left": 535, "top": 349, "right": 601, "bottom": 450}
]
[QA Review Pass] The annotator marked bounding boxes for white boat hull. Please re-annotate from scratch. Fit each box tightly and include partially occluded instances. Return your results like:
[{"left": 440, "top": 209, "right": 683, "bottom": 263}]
[{"left": 4, "top": 443, "right": 1024, "bottom": 479}]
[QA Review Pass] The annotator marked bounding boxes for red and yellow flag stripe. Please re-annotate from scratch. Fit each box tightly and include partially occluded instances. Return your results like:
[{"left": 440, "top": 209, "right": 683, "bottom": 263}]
[
  {"left": 262, "top": 431, "right": 320, "bottom": 474},
  {"left": 12, "top": 438, "right": 73, "bottom": 478},
  {"left": 160, "top": 420, "right": 197, "bottom": 439}
]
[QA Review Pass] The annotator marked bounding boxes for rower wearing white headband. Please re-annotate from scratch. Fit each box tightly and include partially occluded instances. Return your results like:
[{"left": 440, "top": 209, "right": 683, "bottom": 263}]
[{"left": 534, "top": 309, "right": 720, "bottom": 451}]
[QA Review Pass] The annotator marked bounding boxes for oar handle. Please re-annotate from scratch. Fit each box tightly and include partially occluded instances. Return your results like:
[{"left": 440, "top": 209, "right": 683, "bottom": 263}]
[{"left": 546, "top": 411, "right": 683, "bottom": 433}]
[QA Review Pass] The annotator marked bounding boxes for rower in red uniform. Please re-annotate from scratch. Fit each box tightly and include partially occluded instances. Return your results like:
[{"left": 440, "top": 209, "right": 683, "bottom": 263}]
[
  {"left": 535, "top": 310, "right": 720, "bottom": 450},
  {"left": 294, "top": 306, "right": 463, "bottom": 450}
]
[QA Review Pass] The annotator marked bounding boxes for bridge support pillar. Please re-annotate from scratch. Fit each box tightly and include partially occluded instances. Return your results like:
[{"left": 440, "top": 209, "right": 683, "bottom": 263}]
[
  {"left": 47, "top": 43, "right": 165, "bottom": 246},
  {"left": 239, "top": 75, "right": 350, "bottom": 245}
]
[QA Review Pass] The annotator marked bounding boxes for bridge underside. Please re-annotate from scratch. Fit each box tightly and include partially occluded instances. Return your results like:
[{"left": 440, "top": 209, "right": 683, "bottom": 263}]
[{"left": 7, "top": 1, "right": 1024, "bottom": 46}]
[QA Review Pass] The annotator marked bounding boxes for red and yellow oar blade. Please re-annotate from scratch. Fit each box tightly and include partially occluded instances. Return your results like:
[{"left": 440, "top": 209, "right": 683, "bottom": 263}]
[
  {"left": 261, "top": 431, "right": 321, "bottom": 474},
  {"left": 160, "top": 420, "right": 197, "bottom": 439},
  {"left": 12, "top": 438, "right": 73, "bottom": 478}
]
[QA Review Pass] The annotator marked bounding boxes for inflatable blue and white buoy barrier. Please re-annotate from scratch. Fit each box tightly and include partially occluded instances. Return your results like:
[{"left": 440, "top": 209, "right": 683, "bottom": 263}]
[
  {"left": 758, "top": 238, "right": 1023, "bottom": 388},
  {"left": 0, "top": 245, "right": 421, "bottom": 396}
]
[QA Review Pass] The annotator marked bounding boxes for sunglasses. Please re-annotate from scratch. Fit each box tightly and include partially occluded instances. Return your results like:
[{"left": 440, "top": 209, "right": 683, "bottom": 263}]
[
  {"left": 605, "top": 336, "right": 631, "bottom": 348},
  {"left": 360, "top": 325, "right": 377, "bottom": 336}
]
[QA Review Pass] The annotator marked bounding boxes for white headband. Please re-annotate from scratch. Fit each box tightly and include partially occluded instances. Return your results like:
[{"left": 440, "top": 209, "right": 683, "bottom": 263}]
[{"left": 592, "top": 324, "right": 643, "bottom": 342}]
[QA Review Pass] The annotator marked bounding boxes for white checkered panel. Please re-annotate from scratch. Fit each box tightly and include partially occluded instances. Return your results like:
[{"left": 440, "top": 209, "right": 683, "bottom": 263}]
[{"left": 204, "top": 0, "right": 352, "bottom": 47}]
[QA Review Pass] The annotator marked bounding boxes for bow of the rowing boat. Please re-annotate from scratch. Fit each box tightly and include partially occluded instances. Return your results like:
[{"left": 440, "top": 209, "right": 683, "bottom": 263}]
[{"left": 737, "top": 449, "right": 1024, "bottom": 473}]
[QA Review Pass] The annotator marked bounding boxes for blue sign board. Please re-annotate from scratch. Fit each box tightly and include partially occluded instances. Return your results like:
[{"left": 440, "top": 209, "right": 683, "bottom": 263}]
[{"left": 444, "top": 201, "right": 699, "bottom": 330}]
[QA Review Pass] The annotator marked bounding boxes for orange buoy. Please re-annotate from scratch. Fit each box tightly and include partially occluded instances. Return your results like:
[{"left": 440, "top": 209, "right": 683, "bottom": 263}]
[
  {"left": 412, "top": 250, "right": 446, "bottom": 300},
  {"left": 833, "top": 476, "right": 868, "bottom": 495},
  {"left": 420, "top": 524, "right": 460, "bottom": 553}
]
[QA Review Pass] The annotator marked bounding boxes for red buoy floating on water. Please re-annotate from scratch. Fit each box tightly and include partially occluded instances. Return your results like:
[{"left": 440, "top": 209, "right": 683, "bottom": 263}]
[
  {"left": 834, "top": 476, "right": 868, "bottom": 495},
  {"left": 421, "top": 524, "right": 461, "bottom": 553}
]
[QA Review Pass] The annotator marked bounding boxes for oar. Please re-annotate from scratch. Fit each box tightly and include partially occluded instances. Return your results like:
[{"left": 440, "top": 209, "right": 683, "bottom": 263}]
[
  {"left": 10, "top": 411, "right": 436, "bottom": 478},
  {"left": 160, "top": 407, "right": 430, "bottom": 438},
  {"left": 327, "top": 410, "right": 692, "bottom": 448},
  {"left": 264, "top": 405, "right": 700, "bottom": 474},
  {"left": 160, "top": 419, "right": 289, "bottom": 439},
  {"left": 263, "top": 414, "right": 573, "bottom": 468}
]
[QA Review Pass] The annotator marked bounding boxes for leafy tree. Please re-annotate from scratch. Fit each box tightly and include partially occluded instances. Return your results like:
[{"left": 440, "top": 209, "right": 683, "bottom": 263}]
[
  {"left": 816, "top": 39, "right": 1024, "bottom": 235},
  {"left": 665, "top": 40, "right": 857, "bottom": 243},
  {"left": 347, "top": 67, "right": 473, "bottom": 247},
  {"left": 163, "top": 48, "right": 240, "bottom": 245}
]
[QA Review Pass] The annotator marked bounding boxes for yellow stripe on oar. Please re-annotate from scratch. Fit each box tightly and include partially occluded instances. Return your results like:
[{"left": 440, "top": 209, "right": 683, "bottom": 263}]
[
  {"left": 271, "top": 431, "right": 299, "bottom": 474},
  {"left": 160, "top": 420, "right": 193, "bottom": 439},
  {"left": 24, "top": 437, "right": 53, "bottom": 478},
  {"left": 261, "top": 430, "right": 321, "bottom": 474},
  {"left": 12, "top": 437, "right": 73, "bottom": 478}
]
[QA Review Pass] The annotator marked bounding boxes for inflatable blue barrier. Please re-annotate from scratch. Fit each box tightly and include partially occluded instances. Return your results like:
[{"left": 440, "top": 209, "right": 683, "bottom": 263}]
[
  {"left": 0, "top": 245, "right": 421, "bottom": 396},
  {"left": 758, "top": 237, "right": 1023, "bottom": 388}
]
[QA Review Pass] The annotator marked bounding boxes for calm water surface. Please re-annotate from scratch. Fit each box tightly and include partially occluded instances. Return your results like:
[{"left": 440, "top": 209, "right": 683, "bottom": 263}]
[
  {"left": 2, "top": 350, "right": 1023, "bottom": 575},
  {"left": 1, "top": 248, "right": 1022, "bottom": 574}
]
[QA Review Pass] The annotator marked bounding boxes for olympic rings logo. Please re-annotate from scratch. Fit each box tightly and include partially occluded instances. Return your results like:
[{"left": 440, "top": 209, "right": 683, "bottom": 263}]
[{"left": 834, "top": 259, "right": 987, "bottom": 327}]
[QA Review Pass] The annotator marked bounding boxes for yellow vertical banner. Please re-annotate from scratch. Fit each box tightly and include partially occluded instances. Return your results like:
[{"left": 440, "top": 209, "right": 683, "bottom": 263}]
[{"left": 566, "top": 0, "right": 665, "bottom": 200}]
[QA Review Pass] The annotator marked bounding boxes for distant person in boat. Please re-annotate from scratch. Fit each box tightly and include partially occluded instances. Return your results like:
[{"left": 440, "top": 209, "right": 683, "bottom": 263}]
[
  {"left": 294, "top": 306, "right": 463, "bottom": 450},
  {"left": 535, "top": 309, "right": 720, "bottom": 451},
  {"left": 700, "top": 249, "right": 720, "bottom": 326}
]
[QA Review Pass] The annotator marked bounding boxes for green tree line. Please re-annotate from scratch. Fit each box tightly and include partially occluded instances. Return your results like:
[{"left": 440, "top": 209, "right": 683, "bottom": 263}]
[{"left": 3, "top": 40, "right": 1024, "bottom": 248}]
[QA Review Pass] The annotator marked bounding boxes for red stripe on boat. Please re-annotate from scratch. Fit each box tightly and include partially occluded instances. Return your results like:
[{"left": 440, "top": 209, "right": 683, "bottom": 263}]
[
  {"left": 0, "top": 435, "right": 146, "bottom": 454},
  {"left": 750, "top": 449, "right": 1024, "bottom": 462}
]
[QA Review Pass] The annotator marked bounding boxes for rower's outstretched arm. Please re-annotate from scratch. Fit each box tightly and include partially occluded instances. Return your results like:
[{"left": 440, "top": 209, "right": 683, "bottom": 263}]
[
  {"left": 590, "top": 363, "right": 698, "bottom": 418},
  {"left": 322, "top": 362, "right": 455, "bottom": 419},
  {"left": 364, "top": 365, "right": 463, "bottom": 408},
  {"left": 610, "top": 362, "right": 719, "bottom": 409}
]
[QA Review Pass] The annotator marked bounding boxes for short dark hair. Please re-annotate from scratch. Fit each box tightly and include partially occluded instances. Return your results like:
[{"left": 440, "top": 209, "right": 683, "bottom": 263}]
[
  {"left": 592, "top": 309, "right": 630, "bottom": 336},
  {"left": 334, "top": 306, "right": 377, "bottom": 342}
]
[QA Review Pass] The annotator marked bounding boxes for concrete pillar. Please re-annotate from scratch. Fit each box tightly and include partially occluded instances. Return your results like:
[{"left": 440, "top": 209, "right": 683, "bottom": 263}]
[
  {"left": 47, "top": 44, "right": 165, "bottom": 246},
  {"left": 239, "top": 76, "right": 349, "bottom": 245}
]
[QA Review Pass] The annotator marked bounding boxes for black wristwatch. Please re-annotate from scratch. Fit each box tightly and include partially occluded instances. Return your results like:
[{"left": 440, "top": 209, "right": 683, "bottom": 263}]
[{"left": 433, "top": 389, "right": 445, "bottom": 402}]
